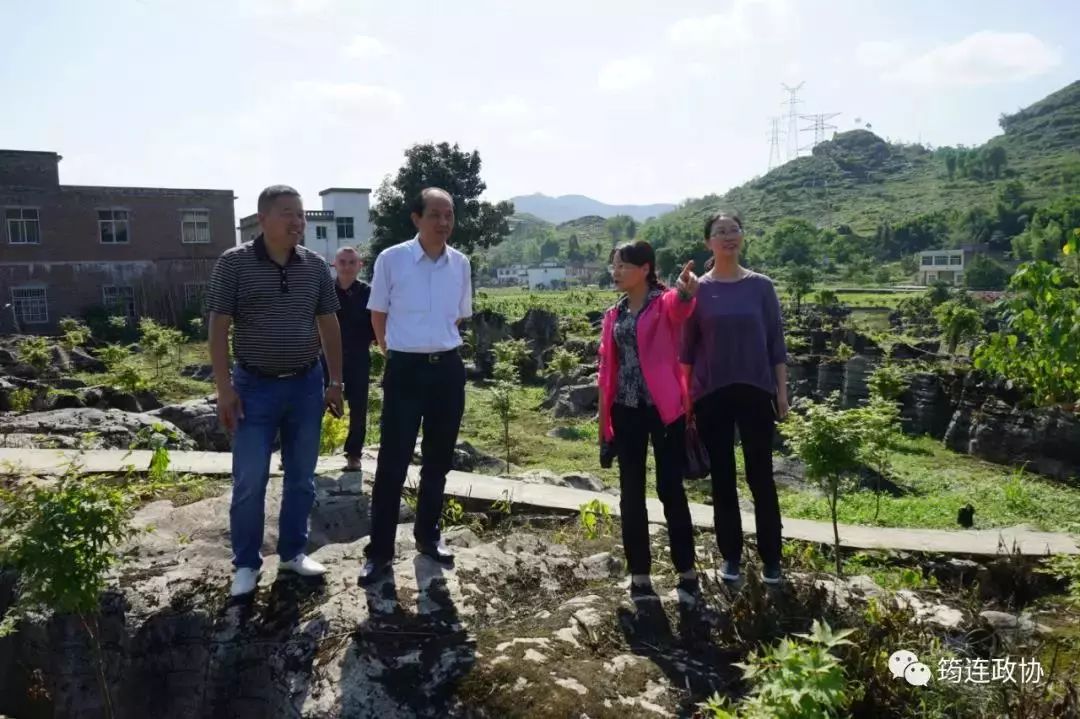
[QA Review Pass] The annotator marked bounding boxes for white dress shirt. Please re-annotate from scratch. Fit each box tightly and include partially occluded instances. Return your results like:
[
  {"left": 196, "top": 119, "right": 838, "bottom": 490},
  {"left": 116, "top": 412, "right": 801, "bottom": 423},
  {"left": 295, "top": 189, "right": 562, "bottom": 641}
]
[{"left": 367, "top": 236, "right": 472, "bottom": 353}]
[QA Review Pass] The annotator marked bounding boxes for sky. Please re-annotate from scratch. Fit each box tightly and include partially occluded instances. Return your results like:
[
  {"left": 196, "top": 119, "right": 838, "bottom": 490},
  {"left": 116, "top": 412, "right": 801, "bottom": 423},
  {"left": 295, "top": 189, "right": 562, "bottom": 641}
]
[{"left": 1, "top": 0, "right": 1077, "bottom": 215}]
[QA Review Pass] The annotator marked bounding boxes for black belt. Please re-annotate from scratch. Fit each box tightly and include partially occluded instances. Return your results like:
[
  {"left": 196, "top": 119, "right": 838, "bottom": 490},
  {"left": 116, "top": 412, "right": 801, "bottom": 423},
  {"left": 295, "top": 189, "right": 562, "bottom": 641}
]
[
  {"left": 387, "top": 348, "right": 458, "bottom": 364},
  {"left": 238, "top": 359, "right": 319, "bottom": 379}
]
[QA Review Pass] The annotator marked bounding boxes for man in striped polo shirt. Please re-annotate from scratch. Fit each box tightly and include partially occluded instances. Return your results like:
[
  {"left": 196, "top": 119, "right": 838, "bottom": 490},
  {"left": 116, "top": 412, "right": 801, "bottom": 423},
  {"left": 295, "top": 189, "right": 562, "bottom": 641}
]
[{"left": 207, "top": 185, "right": 345, "bottom": 597}]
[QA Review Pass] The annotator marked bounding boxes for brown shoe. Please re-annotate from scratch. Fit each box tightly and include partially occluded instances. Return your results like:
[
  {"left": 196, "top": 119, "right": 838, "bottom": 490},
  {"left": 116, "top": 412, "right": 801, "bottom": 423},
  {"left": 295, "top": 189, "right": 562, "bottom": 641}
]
[{"left": 344, "top": 455, "right": 362, "bottom": 472}]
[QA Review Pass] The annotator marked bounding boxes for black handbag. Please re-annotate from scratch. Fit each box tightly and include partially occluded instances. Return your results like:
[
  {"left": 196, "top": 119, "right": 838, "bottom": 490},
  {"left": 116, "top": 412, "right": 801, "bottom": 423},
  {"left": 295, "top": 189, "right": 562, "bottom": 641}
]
[
  {"left": 683, "top": 419, "right": 710, "bottom": 480},
  {"left": 600, "top": 439, "right": 617, "bottom": 469}
]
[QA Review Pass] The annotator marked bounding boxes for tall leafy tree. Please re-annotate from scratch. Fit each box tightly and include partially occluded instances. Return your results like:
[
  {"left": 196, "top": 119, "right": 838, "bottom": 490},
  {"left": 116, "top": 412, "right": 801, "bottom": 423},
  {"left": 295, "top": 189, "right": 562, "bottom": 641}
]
[
  {"left": 368, "top": 142, "right": 514, "bottom": 262},
  {"left": 786, "top": 266, "right": 816, "bottom": 315}
]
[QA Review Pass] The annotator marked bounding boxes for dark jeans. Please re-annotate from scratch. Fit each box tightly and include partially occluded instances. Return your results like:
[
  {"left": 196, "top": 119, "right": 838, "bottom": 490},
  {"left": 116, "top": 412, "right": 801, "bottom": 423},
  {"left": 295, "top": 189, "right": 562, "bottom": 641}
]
[
  {"left": 323, "top": 355, "right": 371, "bottom": 458},
  {"left": 612, "top": 403, "right": 695, "bottom": 575},
  {"left": 695, "top": 383, "right": 782, "bottom": 567},
  {"left": 230, "top": 363, "right": 324, "bottom": 570},
  {"left": 365, "top": 350, "right": 466, "bottom": 561}
]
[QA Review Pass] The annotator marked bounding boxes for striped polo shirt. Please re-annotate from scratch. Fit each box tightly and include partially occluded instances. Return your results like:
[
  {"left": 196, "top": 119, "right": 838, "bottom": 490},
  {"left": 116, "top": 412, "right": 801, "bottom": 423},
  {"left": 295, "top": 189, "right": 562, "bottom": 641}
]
[{"left": 206, "top": 235, "right": 339, "bottom": 373}]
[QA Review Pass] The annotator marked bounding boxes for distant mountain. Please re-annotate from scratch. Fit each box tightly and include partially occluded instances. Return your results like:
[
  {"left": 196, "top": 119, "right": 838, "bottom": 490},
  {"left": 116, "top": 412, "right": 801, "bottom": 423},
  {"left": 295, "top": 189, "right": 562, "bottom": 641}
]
[
  {"left": 507, "top": 193, "right": 676, "bottom": 224},
  {"left": 643, "top": 79, "right": 1080, "bottom": 249}
]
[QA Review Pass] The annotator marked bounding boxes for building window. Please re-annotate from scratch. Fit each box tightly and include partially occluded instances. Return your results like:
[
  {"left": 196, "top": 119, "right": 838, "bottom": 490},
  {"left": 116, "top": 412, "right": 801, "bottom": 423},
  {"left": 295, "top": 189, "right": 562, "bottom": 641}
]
[
  {"left": 98, "top": 209, "right": 130, "bottom": 244},
  {"left": 6, "top": 208, "right": 41, "bottom": 245},
  {"left": 920, "top": 255, "right": 932, "bottom": 266},
  {"left": 934, "top": 255, "right": 948, "bottom": 266},
  {"left": 102, "top": 285, "right": 136, "bottom": 318},
  {"left": 181, "top": 209, "right": 211, "bottom": 244},
  {"left": 183, "top": 282, "right": 206, "bottom": 309},
  {"left": 336, "top": 217, "right": 354, "bottom": 239},
  {"left": 316, "top": 225, "right": 328, "bottom": 240},
  {"left": 950, "top": 255, "right": 962, "bottom": 265},
  {"left": 10, "top": 286, "right": 48, "bottom": 324}
]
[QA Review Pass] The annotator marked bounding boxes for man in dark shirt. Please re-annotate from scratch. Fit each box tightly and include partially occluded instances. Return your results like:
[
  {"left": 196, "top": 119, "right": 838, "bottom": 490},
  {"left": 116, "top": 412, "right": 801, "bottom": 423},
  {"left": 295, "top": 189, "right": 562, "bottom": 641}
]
[
  {"left": 330, "top": 246, "right": 375, "bottom": 471},
  {"left": 206, "top": 184, "right": 345, "bottom": 597}
]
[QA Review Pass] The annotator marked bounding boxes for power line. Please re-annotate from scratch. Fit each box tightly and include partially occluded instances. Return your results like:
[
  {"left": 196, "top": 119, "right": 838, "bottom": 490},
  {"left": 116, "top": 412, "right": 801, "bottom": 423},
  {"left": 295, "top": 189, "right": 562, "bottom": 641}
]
[{"left": 781, "top": 82, "right": 804, "bottom": 162}]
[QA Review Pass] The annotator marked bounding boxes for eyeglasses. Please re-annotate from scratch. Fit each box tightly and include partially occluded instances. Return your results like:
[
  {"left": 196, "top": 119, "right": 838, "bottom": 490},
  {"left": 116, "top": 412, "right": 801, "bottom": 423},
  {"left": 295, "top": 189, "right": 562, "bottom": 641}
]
[{"left": 709, "top": 227, "right": 743, "bottom": 238}]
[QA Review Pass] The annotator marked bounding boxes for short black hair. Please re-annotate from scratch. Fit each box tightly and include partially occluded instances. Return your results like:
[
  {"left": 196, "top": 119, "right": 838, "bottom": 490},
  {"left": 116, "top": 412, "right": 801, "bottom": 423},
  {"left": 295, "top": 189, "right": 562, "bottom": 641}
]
[
  {"left": 409, "top": 187, "right": 454, "bottom": 216},
  {"left": 703, "top": 210, "right": 744, "bottom": 240},
  {"left": 257, "top": 185, "right": 301, "bottom": 214}
]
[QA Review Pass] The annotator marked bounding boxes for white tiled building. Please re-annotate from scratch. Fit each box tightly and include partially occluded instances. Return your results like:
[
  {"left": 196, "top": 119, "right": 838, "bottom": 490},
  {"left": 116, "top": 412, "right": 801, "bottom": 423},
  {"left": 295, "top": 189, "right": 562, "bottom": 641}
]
[
  {"left": 238, "top": 187, "right": 371, "bottom": 262},
  {"left": 916, "top": 245, "right": 988, "bottom": 286}
]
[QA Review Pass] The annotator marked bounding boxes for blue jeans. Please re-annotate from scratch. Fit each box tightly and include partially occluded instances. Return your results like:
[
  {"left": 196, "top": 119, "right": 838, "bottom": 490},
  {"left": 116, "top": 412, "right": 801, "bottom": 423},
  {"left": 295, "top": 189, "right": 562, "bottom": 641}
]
[{"left": 230, "top": 363, "right": 324, "bottom": 570}]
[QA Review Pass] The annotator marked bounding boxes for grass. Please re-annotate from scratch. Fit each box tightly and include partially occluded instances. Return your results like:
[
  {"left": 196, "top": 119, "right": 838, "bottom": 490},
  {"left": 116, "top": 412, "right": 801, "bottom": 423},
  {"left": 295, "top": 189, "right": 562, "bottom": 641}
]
[
  {"left": 459, "top": 384, "right": 620, "bottom": 484},
  {"left": 777, "top": 435, "right": 1080, "bottom": 533},
  {"left": 457, "top": 382, "right": 1080, "bottom": 535},
  {"left": 71, "top": 340, "right": 213, "bottom": 404}
]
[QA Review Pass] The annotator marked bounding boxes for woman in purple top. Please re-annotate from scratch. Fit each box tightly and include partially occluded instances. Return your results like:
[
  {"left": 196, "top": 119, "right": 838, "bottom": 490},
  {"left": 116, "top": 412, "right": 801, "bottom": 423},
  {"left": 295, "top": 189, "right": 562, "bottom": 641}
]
[{"left": 680, "top": 211, "right": 789, "bottom": 585}]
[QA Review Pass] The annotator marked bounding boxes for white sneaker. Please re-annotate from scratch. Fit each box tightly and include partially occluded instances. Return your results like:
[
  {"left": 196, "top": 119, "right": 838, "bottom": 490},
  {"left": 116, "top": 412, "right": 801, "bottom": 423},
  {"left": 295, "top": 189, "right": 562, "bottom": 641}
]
[
  {"left": 279, "top": 554, "right": 327, "bottom": 577},
  {"left": 230, "top": 568, "right": 260, "bottom": 597}
]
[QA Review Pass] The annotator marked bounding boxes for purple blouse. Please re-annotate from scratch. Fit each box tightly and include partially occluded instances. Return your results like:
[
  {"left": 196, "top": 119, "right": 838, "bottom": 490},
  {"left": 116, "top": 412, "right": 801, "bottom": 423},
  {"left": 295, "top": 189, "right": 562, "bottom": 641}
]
[{"left": 680, "top": 271, "right": 787, "bottom": 401}]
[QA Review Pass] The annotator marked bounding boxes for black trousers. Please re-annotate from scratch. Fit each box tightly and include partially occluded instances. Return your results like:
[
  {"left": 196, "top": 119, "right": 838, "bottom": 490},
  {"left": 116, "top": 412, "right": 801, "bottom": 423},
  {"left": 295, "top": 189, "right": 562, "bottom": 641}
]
[
  {"left": 695, "top": 384, "right": 782, "bottom": 566},
  {"left": 343, "top": 361, "right": 370, "bottom": 458},
  {"left": 366, "top": 350, "right": 466, "bottom": 561},
  {"left": 322, "top": 355, "right": 371, "bottom": 458},
  {"left": 612, "top": 403, "right": 695, "bottom": 575}
]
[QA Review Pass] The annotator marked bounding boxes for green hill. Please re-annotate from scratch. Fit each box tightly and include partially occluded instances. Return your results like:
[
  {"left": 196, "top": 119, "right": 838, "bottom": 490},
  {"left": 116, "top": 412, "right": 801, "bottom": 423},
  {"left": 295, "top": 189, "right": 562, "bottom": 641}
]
[
  {"left": 642, "top": 80, "right": 1080, "bottom": 255},
  {"left": 484, "top": 214, "right": 628, "bottom": 268}
]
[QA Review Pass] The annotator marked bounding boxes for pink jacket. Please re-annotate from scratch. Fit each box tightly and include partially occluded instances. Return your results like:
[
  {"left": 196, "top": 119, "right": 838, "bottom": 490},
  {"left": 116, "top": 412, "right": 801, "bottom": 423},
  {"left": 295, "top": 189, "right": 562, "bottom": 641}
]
[{"left": 598, "top": 288, "right": 696, "bottom": 442}]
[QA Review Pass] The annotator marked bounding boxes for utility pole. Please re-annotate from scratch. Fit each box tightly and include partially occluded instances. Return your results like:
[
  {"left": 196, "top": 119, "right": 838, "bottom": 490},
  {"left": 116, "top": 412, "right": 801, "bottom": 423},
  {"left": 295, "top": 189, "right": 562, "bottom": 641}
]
[
  {"left": 781, "top": 82, "right": 804, "bottom": 161},
  {"left": 798, "top": 112, "right": 842, "bottom": 153},
  {"left": 767, "top": 116, "right": 784, "bottom": 172}
]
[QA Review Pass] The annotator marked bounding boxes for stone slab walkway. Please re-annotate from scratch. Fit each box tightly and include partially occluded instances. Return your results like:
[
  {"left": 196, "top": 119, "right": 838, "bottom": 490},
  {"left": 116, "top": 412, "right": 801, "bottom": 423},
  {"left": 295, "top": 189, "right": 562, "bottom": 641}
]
[{"left": 2, "top": 447, "right": 1078, "bottom": 556}]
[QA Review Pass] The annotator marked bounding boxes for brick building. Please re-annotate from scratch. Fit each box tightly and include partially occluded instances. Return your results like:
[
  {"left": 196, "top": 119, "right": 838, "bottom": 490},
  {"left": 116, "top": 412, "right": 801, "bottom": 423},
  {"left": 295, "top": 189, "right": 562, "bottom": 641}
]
[{"left": 0, "top": 150, "right": 236, "bottom": 333}]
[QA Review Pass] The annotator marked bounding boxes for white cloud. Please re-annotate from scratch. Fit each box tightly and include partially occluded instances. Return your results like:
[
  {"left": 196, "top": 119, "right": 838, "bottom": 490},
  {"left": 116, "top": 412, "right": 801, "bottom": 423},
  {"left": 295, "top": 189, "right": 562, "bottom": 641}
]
[
  {"left": 597, "top": 56, "right": 655, "bottom": 92},
  {"left": 885, "top": 31, "right": 1062, "bottom": 87},
  {"left": 342, "top": 35, "right": 391, "bottom": 59},
  {"left": 514, "top": 129, "right": 559, "bottom": 149},
  {"left": 667, "top": 0, "right": 792, "bottom": 49},
  {"left": 296, "top": 81, "right": 403, "bottom": 108},
  {"left": 239, "top": 0, "right": 335, "bottom": 17},
  {"left": 479, "top": 96, "right": 532, "bottom": 120},
  {"left": 855, "top": 40, "right": 907, "bottom": 69}
]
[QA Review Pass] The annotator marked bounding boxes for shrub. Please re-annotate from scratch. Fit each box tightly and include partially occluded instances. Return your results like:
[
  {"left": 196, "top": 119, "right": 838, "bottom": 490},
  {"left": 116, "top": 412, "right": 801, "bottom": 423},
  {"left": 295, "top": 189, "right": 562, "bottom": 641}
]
[
  {"left": 17, "top": 336, "right": 51, "bottom": 372},
  {"left": 779, "top": 395, "right": 863, "bottom": 576},
  {"left": 698, "top": 620, "right": 855, "bottom": 718},
  {"left": 578, "top": 499, "right": 613, "bottom": 540},
  {"left": 867, "top": 363, "right": 911, "bottom": 402},
  {"left": 8, "top": 387, "right": 35, "bottom": 413},
  {"left": 58, "top": 318, "right": 91, "bottom": 349}
]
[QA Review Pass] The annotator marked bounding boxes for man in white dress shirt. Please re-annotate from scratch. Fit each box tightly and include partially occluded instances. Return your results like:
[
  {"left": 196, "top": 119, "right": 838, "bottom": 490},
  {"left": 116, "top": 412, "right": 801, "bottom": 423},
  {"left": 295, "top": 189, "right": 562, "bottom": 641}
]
[{"left": 360, "top": 187, "right": 472, "bottom": 584}]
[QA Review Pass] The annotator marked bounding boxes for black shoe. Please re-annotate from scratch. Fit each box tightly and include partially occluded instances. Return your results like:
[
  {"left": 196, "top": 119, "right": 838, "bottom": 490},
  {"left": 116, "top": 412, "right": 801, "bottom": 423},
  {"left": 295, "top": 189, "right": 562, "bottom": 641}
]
[
  {"left": 677, "top": 576, "right": 702, "bottom": 606},
  {"left": 415, "top": 538, "right": 455, "bottom": 565},
  {"left": 629, "top": 581, "right": 660, "bottom": 604},
  {"left": 358, "top": 557, "right": 392, "bottom": 586}
]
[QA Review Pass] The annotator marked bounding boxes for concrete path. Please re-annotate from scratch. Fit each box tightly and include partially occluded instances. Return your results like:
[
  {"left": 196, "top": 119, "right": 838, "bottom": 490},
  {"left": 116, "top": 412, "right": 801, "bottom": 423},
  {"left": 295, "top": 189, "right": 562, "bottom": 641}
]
[{"left": 2, "top": 447, "right": 1078, "bottom": 556}]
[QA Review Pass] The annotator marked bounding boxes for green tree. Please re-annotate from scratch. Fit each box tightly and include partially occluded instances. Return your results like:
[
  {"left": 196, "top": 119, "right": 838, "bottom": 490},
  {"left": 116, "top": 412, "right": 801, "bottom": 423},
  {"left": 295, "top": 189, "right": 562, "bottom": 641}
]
[
  {"left": 964, "top": 256, "right": 1010, "bottom": 290},
  {"left": 540, "top": 237, "right": 560, "bottom": 261},
  {"left": 974, "top": 261, "right": 1080, "bottom": 406},
  {"left": 367, "top": 142, "right": 514, "bottom": 262},
  {"left": 934, "top": 301, "right": 982, "bottom": 355},
  {"left": 766, "top": 218, "right": 818, "bottom": 267},
  {"left": 786, "top": 266, "right": 815, "bottom": 315},
  {"left": 944, "top": 149, "right": 958, "bottom": 180},
  {"left": 566, "top": 234, "right": 583, "bottom": 264},
  {"left": 779, "top": 395, "right": 863, "bottom": 576},
  {"left": 986, "top": 145, "right": 1008, "bottom": 179},
  {"left": 655, "top": 247, "right": 678, "bottom": 281}
]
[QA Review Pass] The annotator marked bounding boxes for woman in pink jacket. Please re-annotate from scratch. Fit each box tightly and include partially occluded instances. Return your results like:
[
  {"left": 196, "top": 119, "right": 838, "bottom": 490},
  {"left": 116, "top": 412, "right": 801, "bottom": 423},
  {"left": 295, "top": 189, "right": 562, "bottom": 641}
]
[{"left": 598, "top": 240, "right": 700, "bottom": 605}]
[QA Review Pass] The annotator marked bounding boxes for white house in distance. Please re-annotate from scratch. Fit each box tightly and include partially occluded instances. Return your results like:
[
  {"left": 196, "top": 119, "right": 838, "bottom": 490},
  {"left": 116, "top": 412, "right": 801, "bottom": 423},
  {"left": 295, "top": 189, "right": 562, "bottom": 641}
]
[
  {"left": 238, "top": 187, "right": 372, "bottom": 262},
  {"left": 527, "top": 260, "right": 566, "bottom": 290},
  {"left": 915, "top": 244, "right": 987, "bottom": 286},
  {"left": 496, "top": 264, "right": 528, "bottom": 286}
]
